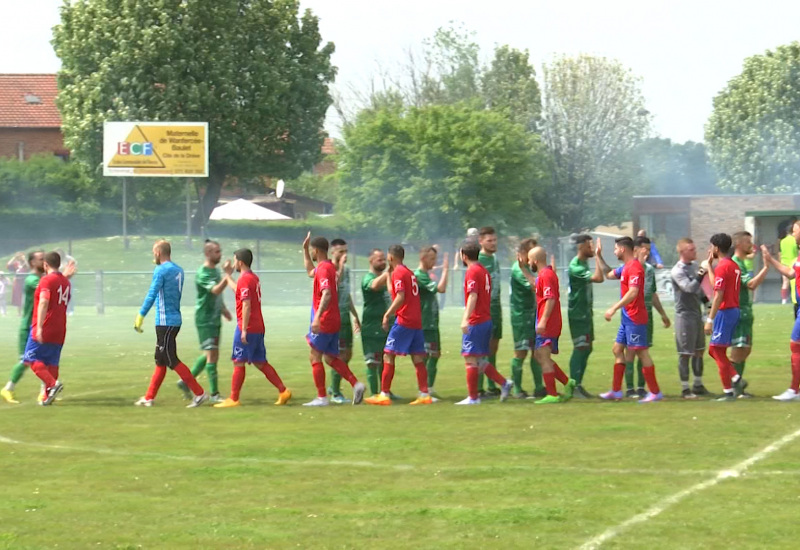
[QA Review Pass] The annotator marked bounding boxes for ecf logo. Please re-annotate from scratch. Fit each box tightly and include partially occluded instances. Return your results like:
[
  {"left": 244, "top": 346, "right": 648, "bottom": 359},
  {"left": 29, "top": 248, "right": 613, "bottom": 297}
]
[{"left": 117, "top": 142, "right": 153, "bottom": 155}]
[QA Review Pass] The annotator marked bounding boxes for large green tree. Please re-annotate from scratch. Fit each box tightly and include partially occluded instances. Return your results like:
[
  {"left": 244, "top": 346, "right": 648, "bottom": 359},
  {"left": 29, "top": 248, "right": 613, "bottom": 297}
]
[
  {"left": 53, "top": 0, "right": 336, "bottom": 228},
  {"left": 482, "top": 45, "right": 542, "bottom": 132},
  {"left": 706, "top": 42, "right": 800, "bottom": 193},
  {"left": 541, "top": 54, "right": 650, "bottom": 231},
  {"left": 337, "top": 103, "right": 550, "bottom": 240}
]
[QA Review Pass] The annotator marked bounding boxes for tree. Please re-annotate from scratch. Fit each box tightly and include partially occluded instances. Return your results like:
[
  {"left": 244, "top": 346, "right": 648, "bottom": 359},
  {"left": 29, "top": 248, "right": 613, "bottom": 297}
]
[
  {"left": 53, "top": 0, "right": 336, "bottom": 229},
  {"left": 337, "top": 103, "right": 550, "bottom": 240},
  {"left": 706, "top": 42, "right": 800, "bottom": 193},
  {"left": 541, "top": 54, "right": 650, "bottom": 231},
  {"left": 482, "top": 45, "right": 542, "bottom": 132},
  {"left": 635, "top": 138, "right": 718, "bottom": 195}
]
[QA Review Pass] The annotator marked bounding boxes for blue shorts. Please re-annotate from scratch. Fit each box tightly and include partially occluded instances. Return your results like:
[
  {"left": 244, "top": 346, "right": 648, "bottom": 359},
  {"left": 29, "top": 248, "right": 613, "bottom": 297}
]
[
  {"left": 792, "top": 313, "right": 800, "bottom": 343},
  {"left": 231, "top": 326, "right": 267, "bottom": 364},
  {"left": 535, "top": 335, "right": 559, "bottom": 354},
  {"left": 307, "top": 330, "right": 340, "bottom": 357},
  {"left": 462, "top": 320, "right": 492, "bottom": 356},
  {"left": 23, "top": 332, "right": 63, "bottom": 366},
  {"left": 384, "top": 323, "right": 426, "bottom": 356},
  {"left": 615, "top": 319, "right": 648, "bottom": 350},
  {"left": 710, "top": 308, "right": 740, "bottom": 348}
]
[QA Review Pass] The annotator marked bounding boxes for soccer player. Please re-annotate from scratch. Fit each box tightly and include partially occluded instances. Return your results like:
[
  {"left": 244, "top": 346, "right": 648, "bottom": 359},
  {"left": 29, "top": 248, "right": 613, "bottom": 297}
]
[
  {"left": 567, "top": 235, "right": 609, "bottom": 398},
  {"left": 365, "top": 244, "right": 432, "bottom": 406},
  {"left": 133, "top": 240, "right": 208, "bottom": 408},
  {"left": 361, "top": 249, "right": 391, "bottom": 396},
  {"left": 23, "top": 252, "right": 71, "bottom": 406},
  {"left": 509, "top": 238, "right": 545, "bottom": 398},
  {"left": 302, "top": 233, "right": 365, "bottom": 407},
  {"left": 415, "top": 246, "right": 449, "bottom": 396},
  {"left": 214, "top": 249, "right": 292, "bottom": 408},
  {"left": 730, "top": 231, "right": 769, "bottom": 394},
  {"left": 477, "top": 227, "right": 504, "bottom": 397},
  {"left": 327, "top": 238, "right": 362, "bottom": 404},
  {"left": 456, "top": 240, "right": 513, "bottom": 405},
  {"left": 671, "top": 238, "right": 710, "bottom": 398},
  {"left": 177, "top": 240, "right": 232, "bottom": 404},
  {"left": 704, "top": 233, "right": 746, "bottom": 401},
  {"left": 600, "top": 236, "right": 663, "bottom": 403},
  {"left": 779, "top": 219, "right": 797, "bottom": 309}
]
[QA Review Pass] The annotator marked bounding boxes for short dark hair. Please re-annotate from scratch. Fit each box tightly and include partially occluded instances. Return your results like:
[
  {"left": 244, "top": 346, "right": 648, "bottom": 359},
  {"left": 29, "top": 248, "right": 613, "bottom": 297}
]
[
  {"left": 234, "top": 248, "right": 253, "bottom": 267},
  {"left": 518, "top": 238, "right": 537, "bottom": 253},
  {"left": 710, "top": 233, "right": 733, "bottom": 255},
  {"left": 615, "top": 236, "right": 634, "bottom": 251},
  {"left": 633, "top": 236, "right": 651, "bottom": 248},
  {"left": 310, "top": 237, "right": 329, "bottom": 252},
  {"left": 461, "top": 240, "right": 481, "bottom": 261},
  {"left": 574, "top": 234, "right": 593, "bottom": 245},
  {"left": 388, "top": 244, "right": 405, "bottom": 260},
  {"left": 45, "top": 251, "right": 61, "bottom": 270},
  {"left": 419, "top": 245, "right": 437, "bottom": 257},
  {"left": 479, "top": 226, "right": 496, "bottom": 237},
  {"left": 330, "top": 238, "right": 346, "bottom": 247},
  {"left": 28, "top": 250, "right": 43, "bottom": 264},
  {"left": 733, "top": 231, "right": 752, "bottom": 247}
]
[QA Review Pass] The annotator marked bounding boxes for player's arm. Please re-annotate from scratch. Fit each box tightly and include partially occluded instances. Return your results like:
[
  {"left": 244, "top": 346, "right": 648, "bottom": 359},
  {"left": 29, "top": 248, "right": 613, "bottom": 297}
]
[
  {"left": 302, "top": 232, "right": 315, "bottom": 278},
  {"left": 62, "top": 260, "right": 77, "bottom": 279},
  {"left": 652, "top": 293, "right": 671, "bottom": 328},
  {"left": 369, "top": 271, "right": 390, "bottom": 290},
  {"left": 604, "top": 286, "right": 639, "bottom": 321},
  {"left": 311, "top": 288, "right": 332, "bottom": 333},
  {"left": 436, "top": 253, "right": 450, "bottom": 293},
  {"left": 761, "top": 245, "right": 794, "bottom": 279},
  {"left": 705, "top": 288, "right": 724, "bottom": 335},
  {"left": 35, "top": 288, "right": 50, "bottom": 342},
  {"left": 650, "top": 242, "right": 664, "bottom": 268},
  {"left": 537, "top": 297, "right": 556, "bottom": 335},
  {"left": 383, "top": 290, "right": 405, "bottom": 330},
  {"left": 592, "top": 239, "right": 609, "bottom": 283},
  {"left": 211, "top": 277, "right": 228, "bottom": 296},
  {"left": 349, "top": 296, "right": 361, "bottom": 332},
  {"left": 461, "top": 291, "right": 477, "bottom": 334},
  {"left": 746, "top": 263, "right": 769, "bottom": 290},
  {"left": 136, "top": 268, "right": 163, "bottom": 331},
  {"left": 606, "top": 265, "right": 622, "bottom": 280}
]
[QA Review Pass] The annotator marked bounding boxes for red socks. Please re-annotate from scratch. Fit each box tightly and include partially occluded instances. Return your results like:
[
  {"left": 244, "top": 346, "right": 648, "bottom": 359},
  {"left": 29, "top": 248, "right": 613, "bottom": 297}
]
[
  {"left": 466, "top": 366, "right": 479, "bottom": 400},
  {"left": 312, "top": 361, "right": 326, "bottom": 398},
  {"left": 553, "top": 363, "right": 568, "bottom": 385},
  {"left": 231, "top": 366, "right": 246, "bottom": 401},
  {"left": 381, "top": 362, "right": 395, "bottom": 394},
  {"left": 483, "top": 363, "right": 506, "bottom": 386},
  {"left": 413, "top": 360, "right": 429, "bottom": 393},
  {"left": 642, "top": 365, "right": 660, "bottom": 394},
  {"left": 543, "top": 371, "right": 557, "bottom": 396},
  {"left": 145, "top": 365, "right": 167, "bottom": 400},
  {"left": 31, "top": 361, "right": 56, "bottom": 388},
  {"left": 174, "top": 362, "right": 204, "bottom": 396},
  {"left": 256, "top": 362, "right": 286, "bottom": 393},
  {"left": 709, "top": 346, "right": 734, "bottom": 390},
  {"left": 791, "top": 342, "right": 800, "bottom": 392},
  {"left": 48, "top": 366, "right": 59, "bottom": 381},
  {"left": 327, "top": 357, "right": 358, "bottom": 386},
  {"left": 612, "top": 363, "right": 626, "bottom": 392}
]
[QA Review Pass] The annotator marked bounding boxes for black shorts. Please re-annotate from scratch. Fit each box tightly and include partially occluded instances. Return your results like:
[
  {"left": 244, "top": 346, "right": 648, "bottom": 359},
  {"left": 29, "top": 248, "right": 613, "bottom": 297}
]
[{"left": 155, "top": 326, "right": 181, "bottom": 369}]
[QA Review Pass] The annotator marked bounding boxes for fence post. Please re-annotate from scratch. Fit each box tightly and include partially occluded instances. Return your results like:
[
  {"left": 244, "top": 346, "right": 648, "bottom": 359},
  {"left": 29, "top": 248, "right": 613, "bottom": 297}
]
[{"left": 95, "top": 270, "right": 104, "bottom": 315}]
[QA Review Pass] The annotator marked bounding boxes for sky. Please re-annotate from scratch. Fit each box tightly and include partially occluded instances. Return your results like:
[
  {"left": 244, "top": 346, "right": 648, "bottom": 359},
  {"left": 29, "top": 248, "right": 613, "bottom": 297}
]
[{"left": 3, "top": 0, "right": 799, "bottom": 143}]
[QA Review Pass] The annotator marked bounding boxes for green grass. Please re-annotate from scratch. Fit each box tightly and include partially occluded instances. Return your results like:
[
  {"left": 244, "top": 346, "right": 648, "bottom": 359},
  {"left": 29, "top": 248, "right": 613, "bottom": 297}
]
[{"left": 2, "top": 304, "right": 800, "bottom": 549}]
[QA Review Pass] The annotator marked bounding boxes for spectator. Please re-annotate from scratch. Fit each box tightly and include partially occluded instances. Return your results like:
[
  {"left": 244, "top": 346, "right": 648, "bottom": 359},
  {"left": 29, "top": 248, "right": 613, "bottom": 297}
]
[{"left": 637, "top": 230, "right": 664, "bottom": 268}]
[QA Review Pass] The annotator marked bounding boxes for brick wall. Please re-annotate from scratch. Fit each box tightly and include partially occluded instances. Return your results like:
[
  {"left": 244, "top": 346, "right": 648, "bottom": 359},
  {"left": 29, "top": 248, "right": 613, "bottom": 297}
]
[
  {"left": 689, "top": 195, "right": 794, "bottom": 243},
  {"left": 0, "top": 128, "right": 65, "bottom": 160}
]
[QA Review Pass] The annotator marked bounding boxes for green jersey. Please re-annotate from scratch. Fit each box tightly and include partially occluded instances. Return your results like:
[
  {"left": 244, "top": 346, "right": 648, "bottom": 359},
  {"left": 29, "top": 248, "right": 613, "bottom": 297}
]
[
  {"left": 478, "top": 251, "right": 501, "bottom": 306},
  {"left": 509, "top": 262, "right": 534, "bottom": 319},
  {"left": 20, "top": 273, "right": 41, "bottom": 330},
  {"left": 414, "top": 268, "right": 440, "bottom": 331},
  {"left": 643, "top": 262, "right": 657, "bottom": 309},
  {"left": 195, "top": 266, "right": 224, "bottom": 328},
  {"left": 733, "top": 255, "right": 753, "bottom": 321},
  {"left": 338, "top": 266, "right": 352, "bottom": 316},
  {"left": 568, "top": 257, "right": 593, "bottom": 323},
  {"left": 361, "top": 272, "right": 390, "bottom": 338}
]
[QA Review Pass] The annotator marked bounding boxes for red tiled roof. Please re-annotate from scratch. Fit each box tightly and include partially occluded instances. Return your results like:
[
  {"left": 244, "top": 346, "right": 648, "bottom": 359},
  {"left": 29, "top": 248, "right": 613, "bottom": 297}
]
[{"left": 0, "top": 74, "right": 61, "bottom": 128}]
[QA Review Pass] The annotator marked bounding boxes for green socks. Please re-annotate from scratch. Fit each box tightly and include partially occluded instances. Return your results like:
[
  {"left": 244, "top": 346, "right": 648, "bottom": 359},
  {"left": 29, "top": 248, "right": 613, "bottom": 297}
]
[
  {"left": 366, "top": 364, "right": 379, "bottom": 395},
  {"left": 426, "top": 356, "right": 439, "bottom": 388},
  {"left": 330, "top": 369, "right": 343, "bottom": 395},
  {"left": 192, "top": 355, "right": 207, "bottom": 377},
  {"left": 9, "top": 361, "right": 27, "bottom": 385},
  {"left": 570, "top": 348, "right": 592, "bottom": 385},
  {"left": 733, "top": 361, "right": 745, "bottom": 377},
  {"left": 530, "top": 357, "right": 544, "bottom": 392},
  {"left": 511, "top": 357, "right": 523, "bottom": 393},
  {"left": 486, "top": 354, "right": 498, "bottom": 390},
  {"left": 206, "top": 363, "right": 218, "bottom": 395},
  {"left": 627, "top": 359, "right": 645, "bottom": 390}
]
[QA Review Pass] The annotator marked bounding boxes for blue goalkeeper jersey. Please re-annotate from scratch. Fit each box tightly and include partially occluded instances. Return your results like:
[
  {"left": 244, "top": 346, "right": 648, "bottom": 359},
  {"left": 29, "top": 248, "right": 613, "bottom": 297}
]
[{"left": 139, "top": 261, "right": 185, "bottom": 327}]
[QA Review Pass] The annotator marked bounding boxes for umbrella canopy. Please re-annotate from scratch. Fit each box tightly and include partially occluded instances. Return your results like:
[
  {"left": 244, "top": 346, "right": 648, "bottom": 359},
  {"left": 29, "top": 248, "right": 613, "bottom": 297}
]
[{"left": 209, "top": 198, "right": 292, "bottom": 221}]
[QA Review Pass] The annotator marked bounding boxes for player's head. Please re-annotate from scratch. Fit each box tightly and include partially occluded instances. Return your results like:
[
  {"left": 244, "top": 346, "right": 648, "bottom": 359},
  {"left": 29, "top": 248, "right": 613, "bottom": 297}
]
[
  {"left": 369, "top": 248, "right": 387, "bottom": 273},
  {"left": 527, "top": 246, "right": 546, "bottom": 272},
  {"left": 709, "top": 233, "right": 732, "bottom": 258},
  {"left": 633, "top": 235, "right": 651, "bottom": 263},
  {"left": 310, "top": 236, "right": 329, "bottom": 262},
  {"left": 28, "top": 250, "right": 45, "bottom": 274},
  {"left": 574, "top": 234, "right": 594, "bottom": 258},
  {"left": 44, "top": 251, "right": 61, "bottom": 273},
  {"left": 152, "top": 240, "right": 171, "bottom": 265},
  {"left": 614, "top": 236, "right": 634, "bottom": 260},
  {"left": 460, "top": 240, "right": 480, "bottom": 265},
  {"left": 517, "top": 238, "right": 537, "bottom": 264},
  {"left": 479, "top": 226, "right": 497, "bottom": 254},
  {"left": 330, "top": 238, "right": 347, "bottom": 262},
  {"left": 419, "top": 246, "right": 438, "bottom": 270},
  {"left": 637, "top": 229, "right": 647, "bottom": 238},
  {"left": 733, "top": 231, "right": 753, "bottom": 255},
  {"left": 676, "top": 238, "right": 696, "bottom": 262},
  {"left": 233, "top": 248, "right": 253, "bottom": 272},
  {"left": 203, "top": 240, "right": 222, "bottom": 266},
  {"left": 387, "top": 244, "right": 405, "bottom": 267}
]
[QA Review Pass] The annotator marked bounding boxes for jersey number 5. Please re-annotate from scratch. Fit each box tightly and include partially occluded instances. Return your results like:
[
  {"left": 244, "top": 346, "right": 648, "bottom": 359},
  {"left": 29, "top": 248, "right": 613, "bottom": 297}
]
[{"left": 411, "top": 276, "right": 419, "bottom": 296}]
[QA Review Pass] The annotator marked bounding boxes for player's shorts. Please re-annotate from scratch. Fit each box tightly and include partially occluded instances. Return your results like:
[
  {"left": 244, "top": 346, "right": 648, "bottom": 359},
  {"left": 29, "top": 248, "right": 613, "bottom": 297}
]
[
  {"left": 22, "top": 331, "right": 63, "bottom": 366},
  {"left": 423, "top": 329, "right": 441, "bottom": 356},
  {"left": 384, "top": 323, "right": 425, "bottom": 356},
  {"left": 155, "top": 325, "right": 181, "bottom": 369},
  {"left": 569, "top": 319, "right": 594, "bottom": 349},
  {"left": 674, "top": 314, "right": 705, "bottom": 355},
  {"left": 462, "top": 320, "right": 492, "bottom": 356},
  {"left": 18, "top": 326, "right": 28, "bottom": 358},
  {"left": 307, "top": 330, "right": 340, "bottom": 357},
  {"left": 511, "top": 314, "right": 535, "bottom": 351},
  {"left": 231, "top": 326, "right": 267, "bottom": 364},
  {"left": 339, "top": 318, "right": 353, "bottom": 352},
  {"left": 615, "top": 319, "right": 648, "bottom": 350},
  {"left": 362, "top": 333, "right": 387, "bottom": 365},
  {"left": 197, "top": 325, "right": 221, "bottom": 351},
  {"left": 490, "top": 305, "right": 503, "bottom": 340},
  {"left": 732, "top": 315, "right": 753, "bottom": 348},
  {"left": 535, "top": 335, "right": 559, "bottom": 354},
  {"left": 710, "top": 308, "right": 740, "bottom": 348}
]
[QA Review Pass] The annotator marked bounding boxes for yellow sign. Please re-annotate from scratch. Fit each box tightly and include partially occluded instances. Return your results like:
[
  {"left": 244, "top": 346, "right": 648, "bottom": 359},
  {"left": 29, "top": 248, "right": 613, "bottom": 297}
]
[{"left": 103, "top": 122, "right": 208, "bottom": 177}]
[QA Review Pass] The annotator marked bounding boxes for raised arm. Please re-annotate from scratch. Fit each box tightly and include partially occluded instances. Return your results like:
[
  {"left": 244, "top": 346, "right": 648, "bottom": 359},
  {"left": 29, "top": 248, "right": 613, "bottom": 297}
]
[
  {"left": 437, "top": 253, "right": 450, "bottom": 293},
  {"left": 302, "top": 232, "right": 315, "bottom": 278},
  {"left": 746, "top": 262, "right": 769, "bottom": 290},
  {"left": 762, "top": 245, "right": 794, "bottom": 279},
  {"left": 592, "top": 239, "right": 608, "bottom": 283},
  {"left": 370, "top": 271, "right": 390, "bottom": 290}
]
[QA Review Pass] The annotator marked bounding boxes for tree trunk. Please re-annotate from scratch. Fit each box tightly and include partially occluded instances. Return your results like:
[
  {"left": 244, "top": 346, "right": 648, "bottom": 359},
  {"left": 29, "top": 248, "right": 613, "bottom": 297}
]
[{"left": 193, "top": 166, "right": 226, "bottom": 233}]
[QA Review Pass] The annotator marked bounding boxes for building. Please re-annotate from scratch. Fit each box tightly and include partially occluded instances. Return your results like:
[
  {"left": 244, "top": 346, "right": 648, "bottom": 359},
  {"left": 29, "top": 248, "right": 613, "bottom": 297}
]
[{"left": 0, "top": 74, "right": 67, "bottom": 160}]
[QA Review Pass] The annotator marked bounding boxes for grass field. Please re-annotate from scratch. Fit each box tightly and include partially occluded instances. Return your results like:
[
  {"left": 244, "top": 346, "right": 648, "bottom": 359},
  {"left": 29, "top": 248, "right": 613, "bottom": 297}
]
[{"left": 2, "top": 304, "right": 800, "bottom": 549}]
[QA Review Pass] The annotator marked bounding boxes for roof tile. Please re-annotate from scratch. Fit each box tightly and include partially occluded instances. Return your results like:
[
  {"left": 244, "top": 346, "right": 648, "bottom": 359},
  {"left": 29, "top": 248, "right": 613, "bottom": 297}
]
[{"left": 0, "top": 74, "right": 61, "bottom": 128}]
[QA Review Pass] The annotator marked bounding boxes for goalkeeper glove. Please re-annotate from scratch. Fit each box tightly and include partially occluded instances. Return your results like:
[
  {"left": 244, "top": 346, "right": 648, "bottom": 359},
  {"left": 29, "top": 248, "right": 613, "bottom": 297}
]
[{"left": 134, "top": 313, "right": 144, "bottom": 333}]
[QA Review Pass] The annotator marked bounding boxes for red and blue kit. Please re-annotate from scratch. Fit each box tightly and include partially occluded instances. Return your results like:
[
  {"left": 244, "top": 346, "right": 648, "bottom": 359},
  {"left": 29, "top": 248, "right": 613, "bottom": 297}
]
[
  {"left": 385, "top": 264, "right": 425, "bottom": 356},
  {"left": 23, "top": 272, "right": 71, "bottom": 366},
  {"left": 614, "top": 260, "right": 648, "bottom": 350},
  {"left": 307, "top": 260, "right": 341, "bottom": 356},
  {"left": 462, "top": 262, "right": 492, "bottom": 357},
  {"left": 535, "top": 266, "right": 562, "bottom": 353},
  {"left": 710, "top": 257, "right": 741, "bottom": 348},
  {"left": 232, "top": 270, "right": 267, "bottom": 364}
]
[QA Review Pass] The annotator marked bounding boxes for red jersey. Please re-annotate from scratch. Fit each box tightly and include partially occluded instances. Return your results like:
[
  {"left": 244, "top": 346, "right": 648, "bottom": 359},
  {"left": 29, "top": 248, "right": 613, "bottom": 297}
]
[
  {"left": 617, "top": 260, "right": 647, "bottom": 324},
  {"left": 31, "top": 272, "right": 70, "bottom": 345},
  {"left": 714, "top": 257, "right": 741, "bottom": 310},
  {"left": 535, "top": 266, "right": 562, "bottom": 338},
  {"left": 464, "top": 262, "right": 491, "bottom": 325},
  {"left": 390, "top": 264, "right": 422, "bottom": 329},
  {"left": 312, "top": 260, "right": 340, "bottom": 333},
  {"left": 795, "top": 255, "right": 800, "bottom": 302},
  {"left": 236, "top": 270, "right": 265, "bottom": 333}
]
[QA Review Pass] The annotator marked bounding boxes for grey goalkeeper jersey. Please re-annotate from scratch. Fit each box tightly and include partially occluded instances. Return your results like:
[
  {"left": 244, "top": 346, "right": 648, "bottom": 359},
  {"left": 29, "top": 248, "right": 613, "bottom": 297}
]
[{"left": 671, "top": 260, "right": 705, "bottom": 319}]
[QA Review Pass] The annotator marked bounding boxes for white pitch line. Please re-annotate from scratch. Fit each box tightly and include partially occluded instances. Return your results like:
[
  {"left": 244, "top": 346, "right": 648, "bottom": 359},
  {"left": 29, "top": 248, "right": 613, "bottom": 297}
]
[{"left": 578, "top": 426, "right": 800, "bottom": 550}]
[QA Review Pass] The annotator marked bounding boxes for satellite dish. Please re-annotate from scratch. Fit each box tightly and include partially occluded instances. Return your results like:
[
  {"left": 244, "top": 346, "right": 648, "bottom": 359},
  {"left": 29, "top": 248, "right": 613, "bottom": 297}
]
[{"left": 276, "top": 179, "right": 285, "bottom": 199}]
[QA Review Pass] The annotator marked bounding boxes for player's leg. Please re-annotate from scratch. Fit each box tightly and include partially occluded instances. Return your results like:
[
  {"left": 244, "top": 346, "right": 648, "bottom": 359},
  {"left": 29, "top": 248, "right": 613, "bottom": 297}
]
[
  {"left": 330, "top": 343, "right": 352, "bottom": 404},
  {"left": 485, "top": 333, "right": 501, "bottom": 395},
  {"left": 362, "top": 334, "right": 383, "bottom": 396},
  {"left": 635, "top": 346, "right": 662, "bottom": 402},
  {"left": 2, "top": 327, "right": 31, "bottom": 403},
  {"left": 601, "top": 325, "right": 628, "bottom": 400},
  {"left": 533, "top": 344, "right": 560, "bottom": 404},
  {"left": 323, "top": 333, "right": 363, "bottom": 405},
  {"left": 214, "top": 360, "right": 247, "bottom": 408},
  {"left": 365, "top": 350, "right": 396, "bottom": 406},
  {"left": 456, "top": 356, "right": 481, "bottom": 405},
  {"left": 730, "top": 318, "right": 752, "bottom": 397},
  {"left": 569, "top": 322, "right": 593, "bottom": 397},
  {"left": 252, "top": 335, "right": 291, "bottom": 405},
  {"left": 424, "top": 329, "right": 440, "bottom": 394},
  {"left": 709, "top": 310, "right": 742, "bottom": 400},
  {"left": 782, "top": 275, "right": 790, "bottom": 305},
  {"left": 304, "top": 343, "right": 329, "bottom": 406},
  {"left": 409, "top": 349, "right": 433, "bottom": 405},
  {"left": 773, "top": 316, "right": 800, "bottom": 400},
  {"left": 476, "top": 322, "right": 512, "bottom": 401},
  {"left": 166, "top": 327, "right": 207, "bottom": 407},
  {"left": 511, "top": 349, "right": 528, "bottom": 398}
]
